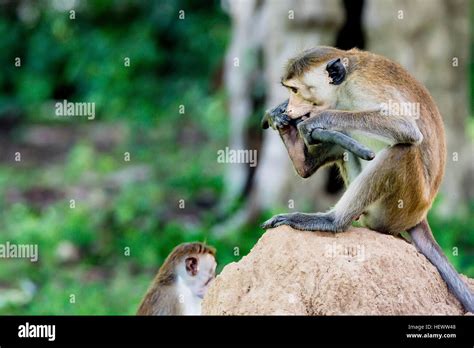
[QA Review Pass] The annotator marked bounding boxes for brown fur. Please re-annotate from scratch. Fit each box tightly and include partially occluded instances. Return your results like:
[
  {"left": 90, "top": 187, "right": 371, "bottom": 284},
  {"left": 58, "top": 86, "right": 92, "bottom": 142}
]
[
  {"left": 136, "top": 242, "right": 216, "bottom": 315},
  {"left": 283, "top": 46, "right": 343, "bottom": 80},
  {"left": 349, "top": 49, "right": 445, "bottom": 233}
]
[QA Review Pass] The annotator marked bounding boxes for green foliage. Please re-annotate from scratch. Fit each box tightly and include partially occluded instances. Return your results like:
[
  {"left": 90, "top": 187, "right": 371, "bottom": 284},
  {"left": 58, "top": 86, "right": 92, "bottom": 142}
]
[
  {"left": 0, "top": 1, "right": 238, "bottom": 314},
  {"left": 429, "top": 201, "right": 474, "bottom": 277}
]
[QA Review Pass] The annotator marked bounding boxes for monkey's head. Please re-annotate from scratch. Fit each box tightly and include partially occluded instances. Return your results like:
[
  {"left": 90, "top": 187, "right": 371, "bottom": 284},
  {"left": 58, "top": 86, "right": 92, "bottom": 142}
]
[
  {"left": 281, "top": 46, "right": 349, "bottom": 119},
  {"left": 161, "top": 242, "right": 217, "bottom": 299}
]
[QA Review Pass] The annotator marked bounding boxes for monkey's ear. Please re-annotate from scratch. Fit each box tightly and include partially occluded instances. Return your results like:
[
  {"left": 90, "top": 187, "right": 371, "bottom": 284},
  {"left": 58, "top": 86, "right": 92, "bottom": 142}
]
[
  {"left": 185, "top": 257, "right": 199, "bottom": 276},
  {"left": 326, "top": 58, "right": 346, "bottom": 85}
]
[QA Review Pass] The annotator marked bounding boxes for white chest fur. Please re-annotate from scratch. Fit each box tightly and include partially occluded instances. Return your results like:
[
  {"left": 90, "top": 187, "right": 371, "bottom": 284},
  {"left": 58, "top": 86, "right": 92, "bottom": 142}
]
[{"left": 176, "top": 276, "right": 202, "bottom": 315}]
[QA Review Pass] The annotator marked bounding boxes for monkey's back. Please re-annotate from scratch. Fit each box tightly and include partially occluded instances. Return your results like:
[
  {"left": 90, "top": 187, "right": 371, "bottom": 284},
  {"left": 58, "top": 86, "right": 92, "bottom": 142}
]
[
  {"left": 349, "top": 50, "right": 446, "bottom": 233},
  {"left": 136, "top": 284, "right": 180, "bottom": 315}
]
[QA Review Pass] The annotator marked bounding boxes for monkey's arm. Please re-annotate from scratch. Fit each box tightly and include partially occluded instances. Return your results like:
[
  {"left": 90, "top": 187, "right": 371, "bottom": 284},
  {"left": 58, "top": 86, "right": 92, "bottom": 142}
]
[
  {"left": 298, "top": 109, "right": 423, "bottom": 147},
  {"left": 263, "top": 101, "right": 375, "bottom": 161}
]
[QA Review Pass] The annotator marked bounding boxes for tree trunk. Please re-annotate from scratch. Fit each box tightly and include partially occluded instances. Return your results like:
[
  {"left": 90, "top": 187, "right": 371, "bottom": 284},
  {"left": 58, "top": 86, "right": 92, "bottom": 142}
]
[
  {"left": 215, "top": 0, "right": 344, "bottom": 235},
  {"left": 364, "top": 0, "right": 472, "bottom": 215}
]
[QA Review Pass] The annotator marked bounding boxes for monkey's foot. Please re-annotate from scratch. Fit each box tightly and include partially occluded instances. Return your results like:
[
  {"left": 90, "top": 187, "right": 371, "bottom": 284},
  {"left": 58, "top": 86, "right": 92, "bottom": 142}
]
[
  {"left": 261, "top": 212, "right": 342, "bottom": 232},
  {"left": 266, "top": 112, "right": 291, "bottom": 130},
  {"left": 262, "top": 100, "right": 291, "bottom": 129}
]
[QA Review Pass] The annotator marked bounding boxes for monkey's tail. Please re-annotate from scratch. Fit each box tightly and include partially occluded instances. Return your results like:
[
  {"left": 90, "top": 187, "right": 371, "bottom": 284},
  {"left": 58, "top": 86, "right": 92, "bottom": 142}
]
[{"left": 409, "top": 219, "right": 474, "bottom": 313}]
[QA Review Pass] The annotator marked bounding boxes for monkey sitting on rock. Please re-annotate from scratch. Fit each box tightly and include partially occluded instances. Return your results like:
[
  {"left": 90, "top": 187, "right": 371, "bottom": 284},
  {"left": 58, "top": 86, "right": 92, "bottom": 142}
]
[
  {"left": 137, "top": 242, "right": 216, "bottom": 315},
  {"left": 261, "top": 46, "right": 474, "bottom": 312}
]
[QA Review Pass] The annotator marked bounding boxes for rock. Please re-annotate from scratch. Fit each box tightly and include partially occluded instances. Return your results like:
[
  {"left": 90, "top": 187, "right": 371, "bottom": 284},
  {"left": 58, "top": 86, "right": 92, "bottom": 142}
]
[{"left": 203, "top": 226, "right": 473, "bottom": 315}]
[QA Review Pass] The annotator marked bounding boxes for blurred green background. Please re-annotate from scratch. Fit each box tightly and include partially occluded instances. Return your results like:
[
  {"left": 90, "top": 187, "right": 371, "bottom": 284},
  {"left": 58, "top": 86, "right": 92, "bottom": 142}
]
[{"left": 0, "top": 0, "right": 472, "bottom": 314}]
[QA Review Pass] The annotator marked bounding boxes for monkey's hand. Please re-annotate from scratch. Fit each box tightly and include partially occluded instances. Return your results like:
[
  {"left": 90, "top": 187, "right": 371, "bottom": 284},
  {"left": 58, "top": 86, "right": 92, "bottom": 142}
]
[
  {"left": 261, "top": 212, "right": 342, "bottom": 232},
  {"left": 262, "top": 99, "right": 291, "bottom": 130},
  {"left": 297, "top": 118, "right": 375, "bottom": 161}
]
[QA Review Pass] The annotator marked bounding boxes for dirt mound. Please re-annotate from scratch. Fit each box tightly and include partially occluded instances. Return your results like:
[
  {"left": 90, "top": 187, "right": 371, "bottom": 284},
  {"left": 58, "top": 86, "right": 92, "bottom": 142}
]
[{"left": 203, "top": 226, "right": 473, "bottom": 315}]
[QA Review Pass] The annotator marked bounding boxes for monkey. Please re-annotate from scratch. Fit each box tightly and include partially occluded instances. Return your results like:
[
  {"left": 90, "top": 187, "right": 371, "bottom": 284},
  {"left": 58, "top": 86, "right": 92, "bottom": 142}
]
[
  {"left": 136, "top": 242, "right": 217, "bottom": 315},
  {"left": 261, "top": 46, "right": 474, "bottom": 312}
]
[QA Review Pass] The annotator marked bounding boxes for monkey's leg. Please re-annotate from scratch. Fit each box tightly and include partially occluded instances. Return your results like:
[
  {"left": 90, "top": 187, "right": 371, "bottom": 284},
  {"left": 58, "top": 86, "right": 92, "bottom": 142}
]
[
  {"left": 262, "top": 150, "right": 390, "bottom": 231},
  {"left": 277, "top": 124, "right": 320, "bottom": 178},
  {"left": 275, "top": 120, "right": 349, "bottom": 179},
  {"left": 261, "top": 211, "right": 339, "bottom": 231},
  {"left": 261, "top": 99, "right": 289, "bottom": 130},
  {"left": 409, "top": 220, "right": 474, "bottom": 312},
  {"left": 299, "top": 110, "right": 423, "bottom": 146}
]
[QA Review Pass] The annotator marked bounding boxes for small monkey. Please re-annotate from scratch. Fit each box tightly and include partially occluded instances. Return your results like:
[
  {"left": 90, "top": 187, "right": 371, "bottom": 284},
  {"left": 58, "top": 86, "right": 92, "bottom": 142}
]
[
  {"left": 262, "top": 46, "right": 474, "bottom": 312},
  {"left": 137, "top": 242, "right": 216, "bottom": 315}
]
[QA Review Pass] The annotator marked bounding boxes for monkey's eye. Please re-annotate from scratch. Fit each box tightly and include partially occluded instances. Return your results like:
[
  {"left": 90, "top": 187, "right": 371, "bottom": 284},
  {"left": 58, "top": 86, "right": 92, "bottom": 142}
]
[{"left": 290, "top": 87, "right": 298, "bottom": 93}]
